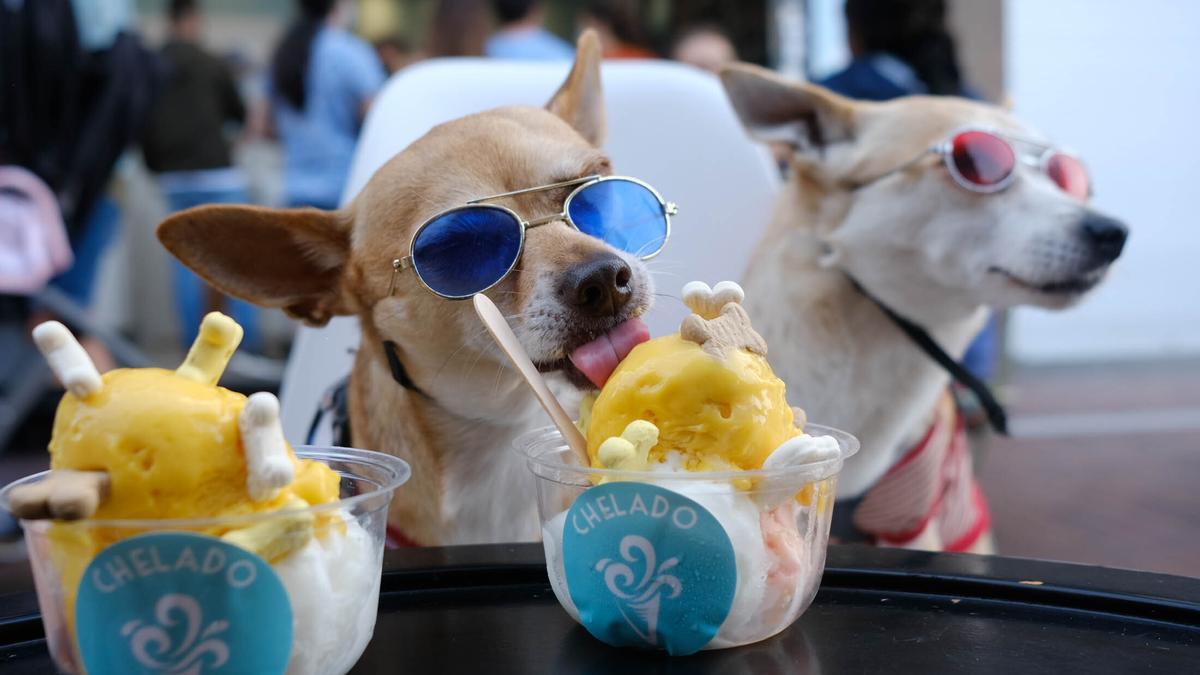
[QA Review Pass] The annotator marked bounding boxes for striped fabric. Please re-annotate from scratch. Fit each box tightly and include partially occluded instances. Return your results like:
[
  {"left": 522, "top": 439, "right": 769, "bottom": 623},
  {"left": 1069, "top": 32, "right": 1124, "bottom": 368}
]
[
  {"left": 386, "top": 525, "right": 419, "bottom": 548},
  {"left": 851, "top": 392, "right": 990, "bottom": 552}
]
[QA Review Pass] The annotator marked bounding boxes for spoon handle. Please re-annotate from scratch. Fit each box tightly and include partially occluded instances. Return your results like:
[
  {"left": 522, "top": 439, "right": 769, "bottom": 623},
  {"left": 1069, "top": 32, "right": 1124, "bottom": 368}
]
[{"left": 473, "top": 294, "right": 590, "bottom": 462}]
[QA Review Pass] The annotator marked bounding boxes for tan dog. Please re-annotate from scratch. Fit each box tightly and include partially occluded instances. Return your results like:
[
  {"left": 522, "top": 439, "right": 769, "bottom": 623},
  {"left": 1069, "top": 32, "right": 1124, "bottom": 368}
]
[
  {"left": 720, "top": 64, "right": 1128, "bottom": 552},
  {"left": 158, "top": 34, "right": 654, "bottom": 545}
]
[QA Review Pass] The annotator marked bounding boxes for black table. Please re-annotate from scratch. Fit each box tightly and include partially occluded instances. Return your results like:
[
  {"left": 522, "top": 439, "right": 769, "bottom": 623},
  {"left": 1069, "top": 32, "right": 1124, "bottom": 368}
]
[{"left": 1, "top": 544, "right": 1197, "bottom": 673}]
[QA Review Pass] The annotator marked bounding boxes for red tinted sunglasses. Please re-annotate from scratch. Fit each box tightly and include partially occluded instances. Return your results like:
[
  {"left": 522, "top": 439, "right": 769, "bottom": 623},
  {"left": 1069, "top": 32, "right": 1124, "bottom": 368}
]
[{"left": 862, "top": 127, "right": 1091, "bottom": 201}]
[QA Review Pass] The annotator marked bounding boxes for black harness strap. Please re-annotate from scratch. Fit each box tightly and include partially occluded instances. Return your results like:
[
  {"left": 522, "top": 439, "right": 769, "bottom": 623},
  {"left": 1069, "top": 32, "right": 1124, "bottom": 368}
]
[{"left": 849, "top": 277, "right": 1009, "bottom": 436}]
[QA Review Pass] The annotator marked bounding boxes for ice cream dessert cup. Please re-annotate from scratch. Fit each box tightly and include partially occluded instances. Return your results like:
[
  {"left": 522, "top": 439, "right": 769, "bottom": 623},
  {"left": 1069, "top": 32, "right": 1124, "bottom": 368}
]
[
  {"left": 505, "top": 280, "right": 861, "bottom": 655},
  {"left": 518, "top": 423, "right": 857, "bottom": 655},
  {"left": 2, "top": 446, "right": 409, "bottom": 675},
  {"left": 0, "top": 313, "right": 409, "bottom": 674}
]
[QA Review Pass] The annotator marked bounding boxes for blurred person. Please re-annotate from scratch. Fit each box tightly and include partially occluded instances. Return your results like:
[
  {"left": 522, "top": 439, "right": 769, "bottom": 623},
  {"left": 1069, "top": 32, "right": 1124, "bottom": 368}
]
[
  {"left": 0, "top": 0, "right": 162, "bottom": 371},
  {"left": 579, "top": 0, "right": 655, "bottom": 59},
  {"left": 671, "top": 24, "right": 737, "bottom": 73},
  {"left": 141, "top": 0, "right": 260, "bottom": 349},
  {"left": 376, "top": 35, "right": 420, "bottom": 73},
  {"left": 427, "top": 0, "right": 491, "bottom": 58},
  {"left": 822, "top": 0, "right": 975, "bottom": 100},
  {"left": 270, "top": 0, "right": 385, "bottom": 210},
  {"left": 821, "top": 0, "right": 996, "bottom": 414},
  {"left": 484, "top": 0, "right": 573, "bottom": 60}
]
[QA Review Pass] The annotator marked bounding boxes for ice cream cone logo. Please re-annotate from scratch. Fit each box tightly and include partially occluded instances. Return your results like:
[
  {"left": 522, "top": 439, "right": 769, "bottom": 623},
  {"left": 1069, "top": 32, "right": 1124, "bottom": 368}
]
[
  {"left": 563, "top": 482, "right": 735, "bottom": 655},
  {"left": 595, "top": 535, "right": 683, "bottom": 646},
  {"left": 119, "top": 593, "right": 230, "bottom": 674}
]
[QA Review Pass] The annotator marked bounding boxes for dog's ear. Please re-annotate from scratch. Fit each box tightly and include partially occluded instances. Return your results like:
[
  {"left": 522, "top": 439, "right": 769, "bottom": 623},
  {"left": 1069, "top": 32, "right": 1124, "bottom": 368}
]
[
  {"left": 719, "top": 63, "right": 857, "bottom": 154},
  {"left": 158, "top": 205, "right": 357, "bottom": 326},
  {"left": 547, "top": 29, "right": 605, "bottom": 146}
]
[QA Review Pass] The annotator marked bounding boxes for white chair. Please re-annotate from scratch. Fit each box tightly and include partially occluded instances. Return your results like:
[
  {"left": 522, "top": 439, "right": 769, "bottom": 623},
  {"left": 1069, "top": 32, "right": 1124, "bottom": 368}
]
[{"left": 279, "top": 58, "right": 781, "bottom": 442}]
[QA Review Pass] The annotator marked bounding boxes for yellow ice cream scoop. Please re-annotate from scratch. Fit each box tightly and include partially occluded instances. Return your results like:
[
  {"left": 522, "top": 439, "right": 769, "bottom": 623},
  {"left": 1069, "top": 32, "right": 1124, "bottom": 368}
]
[
  {"left": 35, "top": 313, "right": 338, "bottom": 522},
  {"left": 586, "top": 334, "right": 800, "bottom": 472},
  {"left": 584, "top": 281, "right": 803, "bottom": 473}
]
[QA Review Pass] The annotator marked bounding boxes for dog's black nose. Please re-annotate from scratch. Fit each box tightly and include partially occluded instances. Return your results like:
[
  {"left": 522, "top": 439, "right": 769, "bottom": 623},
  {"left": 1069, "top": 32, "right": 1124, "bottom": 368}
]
[
  {"left": 563, "top": 253, "right": 633, "bottom": 317},
  {"left": 1080, "top": 212, "right": 1129, "bottom": 262}
]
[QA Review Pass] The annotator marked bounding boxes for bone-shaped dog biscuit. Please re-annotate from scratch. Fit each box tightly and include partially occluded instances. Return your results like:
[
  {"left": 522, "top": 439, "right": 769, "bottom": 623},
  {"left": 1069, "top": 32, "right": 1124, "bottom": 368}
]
[
  {"left": 597, "top": 420, "right": 659, "bottom": 472},
  {"left": 754, "top": 435, "right": 841, "bottom": 509},
  {"left": 681, "top": 302, "right": 768, "bottom": 359},
  {"left": 682, "top": 281, "right": 745, "bottom": 320},
  {"left": 177, "top": 312, "right": 243, "bottom": 386},
  {"left": 7, "top": 470, "right": 110, "bottom": 521},
  {"left": 32, "top": 321, "right": 102, "bottom": 399},
  {"left": 239, "top": 392, "right": 296, "bottom": 502}
]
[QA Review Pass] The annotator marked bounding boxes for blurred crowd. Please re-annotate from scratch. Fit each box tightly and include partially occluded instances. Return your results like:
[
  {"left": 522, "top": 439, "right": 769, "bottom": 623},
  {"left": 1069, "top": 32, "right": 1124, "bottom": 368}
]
[
  {"left": 0, "top": 0, "right": 744, "bottom": 364},
  {"left": 1, "top": 0, "right": 992, "bottom": 425}
]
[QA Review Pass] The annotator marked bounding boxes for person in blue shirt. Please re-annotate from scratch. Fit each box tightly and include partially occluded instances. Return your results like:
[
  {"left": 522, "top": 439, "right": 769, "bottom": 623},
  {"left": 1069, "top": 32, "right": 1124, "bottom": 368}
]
[
  {"left": 819, "top": 0, "right": 998, "bottom": 406},
  {"left": 270, "top": 0, "right": 385, "bottom": 210},
  {"left": 484, "top": 0, "right": 574, "bottom": 60},
  {"left": 820, "top": 0, "right": 976, "bottom": 100}
]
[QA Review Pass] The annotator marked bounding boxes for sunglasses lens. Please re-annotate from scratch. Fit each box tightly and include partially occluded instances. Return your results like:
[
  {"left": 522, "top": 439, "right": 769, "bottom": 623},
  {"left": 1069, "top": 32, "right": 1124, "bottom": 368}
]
[
  {"left": 410, "top": 207, "right": 522, "bottom": 298},
  {"left": 1046, "top": 152, "right": 1090, "bottom": 201},
  {"left": 567, "top": 179, "right": 668, "bottom": 258},
  {"left": 950, "top": 130, "right": 1016, "bottom": 188}
]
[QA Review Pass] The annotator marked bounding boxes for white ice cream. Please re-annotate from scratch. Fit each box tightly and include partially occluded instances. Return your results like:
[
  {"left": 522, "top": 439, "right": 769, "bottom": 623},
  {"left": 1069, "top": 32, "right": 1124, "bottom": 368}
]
[{"left": 274, "top": 512, "right": 382, "bottom": 675}]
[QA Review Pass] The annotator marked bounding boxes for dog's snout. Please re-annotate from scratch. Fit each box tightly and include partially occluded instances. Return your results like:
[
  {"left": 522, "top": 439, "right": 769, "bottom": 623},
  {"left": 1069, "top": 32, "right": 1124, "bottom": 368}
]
[
  {"left": 562, "top": 253, "right": 633, "bottom": 317},
  {"left": 1080, "top": 212, "right": 1129, "bottom": 262}
]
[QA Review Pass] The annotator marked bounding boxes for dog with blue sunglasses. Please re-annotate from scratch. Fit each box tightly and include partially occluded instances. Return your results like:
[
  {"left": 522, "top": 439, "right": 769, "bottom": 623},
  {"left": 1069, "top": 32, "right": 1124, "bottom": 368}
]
[{"left": 158, "top": 33, "right": 671, "bottom": 546}]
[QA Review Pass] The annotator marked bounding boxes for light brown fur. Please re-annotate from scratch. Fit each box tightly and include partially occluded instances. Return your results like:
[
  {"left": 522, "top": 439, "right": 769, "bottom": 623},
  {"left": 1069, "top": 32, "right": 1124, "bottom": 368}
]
[{"left": 159, "top": 33, "right": 653, "bottom": 545}]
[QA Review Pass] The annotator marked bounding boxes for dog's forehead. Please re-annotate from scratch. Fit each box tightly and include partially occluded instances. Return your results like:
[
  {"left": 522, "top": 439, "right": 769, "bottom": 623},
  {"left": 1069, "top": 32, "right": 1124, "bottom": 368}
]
[
  {"left": 432, "top": 106, "right": 603, "bottom": 182},
  {"left": 350, "top": 105, "right": 607, "bottom": 250},
  {"left": 862, "top": 96, "right": 1039, "bottom": 150}
]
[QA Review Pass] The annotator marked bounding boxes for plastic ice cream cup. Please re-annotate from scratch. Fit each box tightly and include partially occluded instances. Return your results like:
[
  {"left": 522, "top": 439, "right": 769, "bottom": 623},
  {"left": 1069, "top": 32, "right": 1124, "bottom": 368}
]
[
  {"left": 516, "top": 424, "right": 858, "bottom": 656},
  {"left": 0, "top": 446, "right": 409, "bottom": 675}
]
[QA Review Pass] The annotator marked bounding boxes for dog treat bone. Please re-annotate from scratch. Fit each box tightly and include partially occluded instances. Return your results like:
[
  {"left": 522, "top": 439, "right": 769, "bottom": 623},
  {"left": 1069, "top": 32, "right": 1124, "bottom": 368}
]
[
  {"left": 680, "top": 301, "right": 768, "bottom": 359},
  {"left": 682, "top": 280, "right": 746, "bottom": 320},
  {"left": 596, "top": 420, "right": 659, "bottom": 472},
  {"left": 7, "top": 470, "right": 110, "bottom": 521},
  {"left": 221, "top": 495, "right": 315, "bottom": 562},
  {"left": 756, "top": 435, "right": 841, "bottom": 508},
  {"left": 176, "top": 311, "right": 243, "bottom": 385},
  {"left": 31, "top": 321, "right": 102, "bottom": 399},
  {"left": 240, "top": 392, "right": 297, "bottom": 501}
]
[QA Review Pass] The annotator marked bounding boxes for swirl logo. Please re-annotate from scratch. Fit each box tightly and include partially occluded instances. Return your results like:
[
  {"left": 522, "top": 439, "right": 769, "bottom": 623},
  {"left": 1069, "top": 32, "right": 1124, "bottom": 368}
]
[
  {"left": 119, "top": 594, "right": 230, "bottom": 674},
  {"left": 595, "top": 535, "right": 682, "bottom": 646},
  {"left": 562, "top": 482, "right": 736, "bottom": 655},
  {"left": 76, "top": 532, "right": 292, "bottom": 674}
]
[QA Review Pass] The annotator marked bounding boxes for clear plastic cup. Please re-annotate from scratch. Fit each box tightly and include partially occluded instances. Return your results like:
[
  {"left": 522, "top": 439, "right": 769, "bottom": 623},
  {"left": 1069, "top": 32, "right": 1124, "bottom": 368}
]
[
  {"left": 516, "top": 424, "right": 858, "bottom": 656},
  {"left": 0, "top": 446, "right": 409, "bottom": 675}
]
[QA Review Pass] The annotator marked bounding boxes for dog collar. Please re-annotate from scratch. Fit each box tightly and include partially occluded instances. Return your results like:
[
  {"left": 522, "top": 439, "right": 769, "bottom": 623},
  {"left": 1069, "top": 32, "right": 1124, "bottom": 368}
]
[
  {"left": 383, "top": 340, "right": 430, "bottom": 398},
  {"left": 846, "top": 276, "right": 1009, "bottom": 436}
]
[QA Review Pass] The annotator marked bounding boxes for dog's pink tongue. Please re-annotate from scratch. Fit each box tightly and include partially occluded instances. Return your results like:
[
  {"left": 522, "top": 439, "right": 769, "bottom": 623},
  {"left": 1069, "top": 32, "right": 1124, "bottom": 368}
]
[{"left": 569, "top": 318, "right": 650, "bottom": 388}]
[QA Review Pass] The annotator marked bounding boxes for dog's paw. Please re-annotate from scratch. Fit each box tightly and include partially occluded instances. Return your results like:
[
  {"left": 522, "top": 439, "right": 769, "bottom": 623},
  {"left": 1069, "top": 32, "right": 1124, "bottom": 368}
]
[{"left": 682, "top": 280, "right": 744, "bottom": 320}]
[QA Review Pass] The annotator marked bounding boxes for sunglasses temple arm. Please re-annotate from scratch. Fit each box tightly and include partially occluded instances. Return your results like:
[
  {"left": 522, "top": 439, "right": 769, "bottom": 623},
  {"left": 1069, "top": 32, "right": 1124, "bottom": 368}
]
[{"left": 388, "top": 257, "right": 411, "bottom": 296}]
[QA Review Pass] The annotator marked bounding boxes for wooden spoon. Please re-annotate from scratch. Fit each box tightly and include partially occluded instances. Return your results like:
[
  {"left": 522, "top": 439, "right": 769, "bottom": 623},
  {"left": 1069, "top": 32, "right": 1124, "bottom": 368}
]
[{"left": 473, "top": 294, "right": 589, "bottom": 463}]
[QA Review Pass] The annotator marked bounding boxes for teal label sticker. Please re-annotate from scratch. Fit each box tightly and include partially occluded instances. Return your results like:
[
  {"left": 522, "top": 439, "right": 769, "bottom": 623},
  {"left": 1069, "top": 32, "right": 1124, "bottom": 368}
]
[
  {"left": 75, "top": 532, "right": 292, "bottom": 674},
  {"left": 562, "top": 482, "right": 736, "bottom": 655}
]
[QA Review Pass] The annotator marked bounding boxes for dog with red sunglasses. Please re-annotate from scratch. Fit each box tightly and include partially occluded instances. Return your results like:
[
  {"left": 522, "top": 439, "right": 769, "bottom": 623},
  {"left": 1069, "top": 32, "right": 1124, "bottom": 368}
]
[
  {"left": 720, "top": 64, "right": 1128, "bottom": 552},
  {"left": 158, "top": 34, "right": 671, "bottom": 545}
]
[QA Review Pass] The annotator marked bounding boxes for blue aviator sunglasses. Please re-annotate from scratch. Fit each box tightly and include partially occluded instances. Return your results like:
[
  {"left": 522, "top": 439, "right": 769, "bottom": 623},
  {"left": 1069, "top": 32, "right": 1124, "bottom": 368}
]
[{"left": 390, "top": 175, "right": 676, "bottom": 299}]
